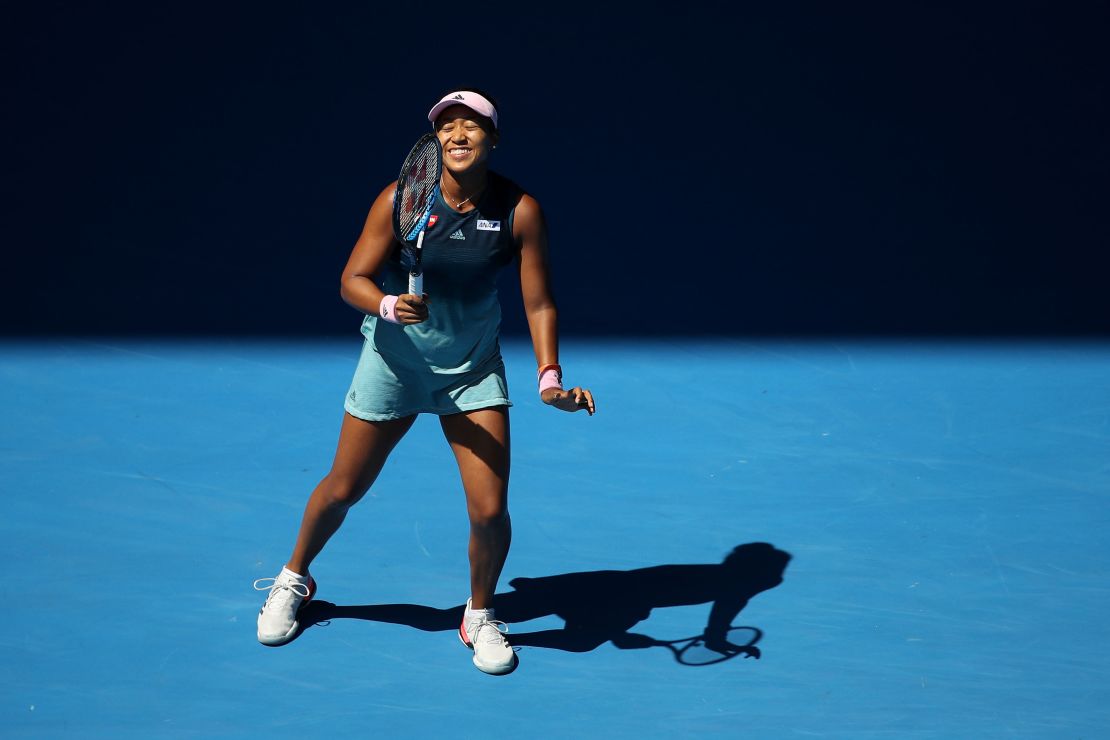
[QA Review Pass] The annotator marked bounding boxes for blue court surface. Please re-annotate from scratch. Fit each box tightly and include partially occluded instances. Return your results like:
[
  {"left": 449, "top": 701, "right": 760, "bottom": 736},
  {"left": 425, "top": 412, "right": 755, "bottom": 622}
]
[{"left": 2, "top": 337, "right": 1108, "bottom": 738}]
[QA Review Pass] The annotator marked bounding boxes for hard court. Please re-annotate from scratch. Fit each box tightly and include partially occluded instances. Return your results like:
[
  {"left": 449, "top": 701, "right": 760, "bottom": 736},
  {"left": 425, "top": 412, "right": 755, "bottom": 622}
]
[{"left": 2, "top": 337, "right": 1108, "bottom": 737}]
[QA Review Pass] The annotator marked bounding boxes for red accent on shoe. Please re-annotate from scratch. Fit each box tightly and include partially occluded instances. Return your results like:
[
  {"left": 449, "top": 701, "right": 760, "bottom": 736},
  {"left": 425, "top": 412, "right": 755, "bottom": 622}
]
[
  {"left": 459, "top": 610, "right": 473, "bottom": 648},
  {"left": 299, "top": 576, "right": 317, "bottom": 611}
]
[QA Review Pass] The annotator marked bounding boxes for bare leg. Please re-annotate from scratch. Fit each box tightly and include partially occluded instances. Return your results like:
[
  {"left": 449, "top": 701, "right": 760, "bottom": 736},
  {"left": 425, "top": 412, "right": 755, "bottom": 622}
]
[
  {"left": 286, "top": 412, "right": 416, "bottom": 575},
  {"left": 439, "top": 407, "right": 511, "bottom": 610}
]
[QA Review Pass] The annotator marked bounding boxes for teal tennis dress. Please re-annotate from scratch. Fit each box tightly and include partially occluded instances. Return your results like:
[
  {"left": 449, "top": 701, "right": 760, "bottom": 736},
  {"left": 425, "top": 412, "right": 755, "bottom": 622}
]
[{"left": 344, "top": 172, "right": 524, "bottom": 421}]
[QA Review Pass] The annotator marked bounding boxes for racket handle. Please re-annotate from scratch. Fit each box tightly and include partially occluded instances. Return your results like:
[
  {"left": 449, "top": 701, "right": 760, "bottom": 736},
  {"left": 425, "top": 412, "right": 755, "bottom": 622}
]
[{"left": 408, "top": 230, "right": 426, "bottom": 296}]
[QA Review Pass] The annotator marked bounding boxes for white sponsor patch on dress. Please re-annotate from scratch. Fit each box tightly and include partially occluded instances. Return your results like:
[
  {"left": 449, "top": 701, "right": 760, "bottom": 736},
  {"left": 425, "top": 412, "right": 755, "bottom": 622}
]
[{"left": 476, "top": 220, "right": 501, "bottom": 231}]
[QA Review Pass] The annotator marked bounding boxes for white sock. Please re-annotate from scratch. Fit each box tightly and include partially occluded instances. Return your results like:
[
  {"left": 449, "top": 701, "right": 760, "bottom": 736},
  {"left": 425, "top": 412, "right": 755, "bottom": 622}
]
[
  {"left": 281, "top": 566, "right": 309, "bottom": 584},
  {"left": 467, "top": 605, "right": 494, "bottom": 621}
]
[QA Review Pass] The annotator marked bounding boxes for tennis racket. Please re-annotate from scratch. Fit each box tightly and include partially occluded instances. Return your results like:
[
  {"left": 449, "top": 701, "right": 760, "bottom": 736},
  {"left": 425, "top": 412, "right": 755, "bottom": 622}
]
[
  {"left": 391, "top": 133, "right": 442, "bottom": 296},
  {"left": 615, "top": 625, "right": 762, "bottom": 665},
  {"left": 677, "top": 626, "right": 762, "bottom": 665}
]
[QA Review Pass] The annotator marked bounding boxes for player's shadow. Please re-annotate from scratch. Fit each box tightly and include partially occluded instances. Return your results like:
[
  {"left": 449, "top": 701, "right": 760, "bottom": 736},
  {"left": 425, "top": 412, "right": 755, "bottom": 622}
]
[{"left": 297, "top": 542, "right": 791, "bottom": 661}]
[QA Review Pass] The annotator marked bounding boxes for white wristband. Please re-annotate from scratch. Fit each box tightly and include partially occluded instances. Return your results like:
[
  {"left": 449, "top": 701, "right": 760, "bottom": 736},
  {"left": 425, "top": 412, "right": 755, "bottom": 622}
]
[
  {"left": 538, "top": 365, "right": 563, "bottom": 394},
  {"left": 379, "top": 295, "right": 401, "bottom": 324}
]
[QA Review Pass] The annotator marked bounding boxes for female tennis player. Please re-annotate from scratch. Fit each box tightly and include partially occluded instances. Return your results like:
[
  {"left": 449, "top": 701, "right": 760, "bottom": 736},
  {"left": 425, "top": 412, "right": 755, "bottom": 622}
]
[{"left": 253, "top": 88, "right": 594, "bottom": 675}]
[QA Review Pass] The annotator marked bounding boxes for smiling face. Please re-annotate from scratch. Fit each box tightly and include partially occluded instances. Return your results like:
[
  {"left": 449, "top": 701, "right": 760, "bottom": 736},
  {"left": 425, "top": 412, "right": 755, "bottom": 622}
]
[{"left": 433, "top": 104, "right": 499, "bottom": 175}]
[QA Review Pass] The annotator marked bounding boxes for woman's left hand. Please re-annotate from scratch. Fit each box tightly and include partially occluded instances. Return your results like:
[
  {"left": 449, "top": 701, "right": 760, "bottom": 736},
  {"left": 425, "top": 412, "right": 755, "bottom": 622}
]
[{"left": 542, "top": 386, "right": 595, "bottom": 415}]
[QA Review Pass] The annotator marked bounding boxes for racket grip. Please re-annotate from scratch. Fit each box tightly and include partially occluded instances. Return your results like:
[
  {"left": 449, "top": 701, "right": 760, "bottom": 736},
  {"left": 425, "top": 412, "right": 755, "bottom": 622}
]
[{"left": 408, "top": 229, "right": 426, "bottom": 296}]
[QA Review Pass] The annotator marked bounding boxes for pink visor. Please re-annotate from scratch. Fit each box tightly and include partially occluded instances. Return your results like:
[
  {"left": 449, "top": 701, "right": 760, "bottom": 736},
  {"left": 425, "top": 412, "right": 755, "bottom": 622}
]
[{"left": 427, "top": 91, "right": 499, "bottom": 129}]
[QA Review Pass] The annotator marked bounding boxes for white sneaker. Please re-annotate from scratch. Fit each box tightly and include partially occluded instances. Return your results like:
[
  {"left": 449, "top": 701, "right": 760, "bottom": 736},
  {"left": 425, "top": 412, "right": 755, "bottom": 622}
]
[
  {"left": 254, "top": 568, "right": 316, "bottom": 646},
  {"left": 459, "top": 597, "right": 517, "bottom": 675}
]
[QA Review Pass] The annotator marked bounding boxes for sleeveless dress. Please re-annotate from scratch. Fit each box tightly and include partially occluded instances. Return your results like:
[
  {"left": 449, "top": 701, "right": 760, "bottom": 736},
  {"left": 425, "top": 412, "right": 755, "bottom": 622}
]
[{"left": 344, "top": 171, "right": 524, "bottom": 421}]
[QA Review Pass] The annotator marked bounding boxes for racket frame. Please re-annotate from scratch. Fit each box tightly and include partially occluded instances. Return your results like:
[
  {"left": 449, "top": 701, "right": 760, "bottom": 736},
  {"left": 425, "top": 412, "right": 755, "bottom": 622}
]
[
  {"left": 675, "top": 626, "right": 762, "bottom": 666},
  {"left": 391, "top": 133, "right": 442, "bottom": 296}
]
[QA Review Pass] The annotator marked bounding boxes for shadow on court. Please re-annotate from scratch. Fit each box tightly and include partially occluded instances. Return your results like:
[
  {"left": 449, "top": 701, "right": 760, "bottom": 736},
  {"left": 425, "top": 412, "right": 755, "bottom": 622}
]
[{"left": 297, "top": 542, "right": 791, "bottom": 664}]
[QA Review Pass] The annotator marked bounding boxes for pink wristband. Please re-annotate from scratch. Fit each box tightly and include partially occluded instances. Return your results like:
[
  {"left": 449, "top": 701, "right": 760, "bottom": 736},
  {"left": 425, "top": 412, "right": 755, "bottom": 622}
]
[
  {"left": 538, "top": 366, "right": 563, "bottom": 394},
  {"left": 378, "top": 295, "right": 401, "bottom": 324}
]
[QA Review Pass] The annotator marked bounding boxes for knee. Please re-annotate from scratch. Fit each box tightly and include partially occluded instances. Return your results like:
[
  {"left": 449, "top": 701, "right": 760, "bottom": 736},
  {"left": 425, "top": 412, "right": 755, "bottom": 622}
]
[
  {"left": 468, "top": 500, "right": 510, "bottom": 529},
  {"left": 317, "top": 473, "right": 367, "bottom": 509}
]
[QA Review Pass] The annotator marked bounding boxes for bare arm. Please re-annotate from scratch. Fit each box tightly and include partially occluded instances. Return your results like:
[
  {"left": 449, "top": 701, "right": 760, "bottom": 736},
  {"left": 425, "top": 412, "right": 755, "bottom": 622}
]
[
  {"left": 515, "top": 194, "right": 594, "bottom": 414},
  {"left": 516, "top": 194, "right": 557, "bottom": 366},
  {"left": 339, "top": 182, "right": 428, "bottom": 324}
]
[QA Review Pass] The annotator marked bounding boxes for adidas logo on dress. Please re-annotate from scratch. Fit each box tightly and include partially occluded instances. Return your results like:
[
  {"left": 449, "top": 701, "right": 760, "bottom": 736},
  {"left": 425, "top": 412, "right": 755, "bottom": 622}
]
[{"left": 449, "top": 229, "right": 466, "bottom": 240}]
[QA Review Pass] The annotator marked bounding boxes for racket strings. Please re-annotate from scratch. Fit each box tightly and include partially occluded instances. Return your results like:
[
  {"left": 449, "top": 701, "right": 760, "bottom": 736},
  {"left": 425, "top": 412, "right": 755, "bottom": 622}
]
[{"left": 395, "top": 137, "right": 441, "bottom": 241}]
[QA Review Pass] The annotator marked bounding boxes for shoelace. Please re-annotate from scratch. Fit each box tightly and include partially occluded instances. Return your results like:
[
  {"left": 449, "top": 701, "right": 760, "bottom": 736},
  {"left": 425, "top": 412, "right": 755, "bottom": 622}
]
[
  {"left": 253, "top": 577, "right": 311, "bottom": 608},
  {"left": 470, "top": 618, "right": 511, "bottom": 647}
]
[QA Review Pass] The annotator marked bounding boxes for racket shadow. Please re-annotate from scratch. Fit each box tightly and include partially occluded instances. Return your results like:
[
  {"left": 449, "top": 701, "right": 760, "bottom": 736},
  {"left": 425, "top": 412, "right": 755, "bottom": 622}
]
[{"left": 295, "top": 542, "right": 791, "bottom": 665}]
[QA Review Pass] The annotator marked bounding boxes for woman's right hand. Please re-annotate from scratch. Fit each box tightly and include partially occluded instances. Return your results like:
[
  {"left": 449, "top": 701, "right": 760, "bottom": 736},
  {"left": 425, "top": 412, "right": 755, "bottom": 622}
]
[{"left": 394, "top": 294, "right": 430, "bottom": 324}]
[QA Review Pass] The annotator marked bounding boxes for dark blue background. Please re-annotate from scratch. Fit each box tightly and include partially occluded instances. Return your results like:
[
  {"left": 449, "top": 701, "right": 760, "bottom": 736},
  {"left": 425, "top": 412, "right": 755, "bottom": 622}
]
[{"left": 4, "top": 3, "right": 1107, "bottom": 336}]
